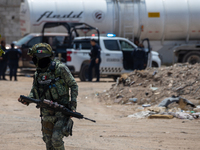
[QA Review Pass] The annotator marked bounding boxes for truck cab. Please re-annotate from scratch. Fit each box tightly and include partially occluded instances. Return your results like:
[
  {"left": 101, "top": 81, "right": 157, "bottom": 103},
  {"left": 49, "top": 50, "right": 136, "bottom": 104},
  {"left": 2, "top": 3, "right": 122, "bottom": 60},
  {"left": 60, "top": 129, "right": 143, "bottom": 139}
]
[{"left": 66, "top": 35, "right": 161, "bottom": 81}]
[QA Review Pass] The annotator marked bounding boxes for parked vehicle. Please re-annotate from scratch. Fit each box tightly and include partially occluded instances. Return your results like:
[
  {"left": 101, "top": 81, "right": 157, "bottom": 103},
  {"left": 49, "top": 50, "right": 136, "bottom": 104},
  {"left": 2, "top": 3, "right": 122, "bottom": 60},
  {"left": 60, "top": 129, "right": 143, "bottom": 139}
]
[
  {"left": 14, "top": 33, "right": 69, "bottom": 68},
  {"left": 67, "top": 35, "right": 161, "bottom": 81},
  {"left": 14, "top": 22, "right": 98, "bottom": 68},
  {"left": 20, "top": 0, "right": 200, "bottom": 65}
]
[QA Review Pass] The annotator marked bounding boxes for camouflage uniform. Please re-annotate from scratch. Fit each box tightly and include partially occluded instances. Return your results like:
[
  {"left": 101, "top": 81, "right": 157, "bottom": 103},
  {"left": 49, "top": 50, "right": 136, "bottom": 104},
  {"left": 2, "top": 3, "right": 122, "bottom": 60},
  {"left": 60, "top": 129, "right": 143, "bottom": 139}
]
[{"left": 28, "top": 43, "right": 78, "bottom": 150}]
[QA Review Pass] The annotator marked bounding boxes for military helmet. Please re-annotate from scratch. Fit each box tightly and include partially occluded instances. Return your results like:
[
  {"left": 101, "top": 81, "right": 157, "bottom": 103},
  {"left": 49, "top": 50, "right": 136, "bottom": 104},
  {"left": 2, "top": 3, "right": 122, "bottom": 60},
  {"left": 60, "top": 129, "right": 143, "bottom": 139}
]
[{"left": 28, "top": 43, "right": 53, "bottom": 58}]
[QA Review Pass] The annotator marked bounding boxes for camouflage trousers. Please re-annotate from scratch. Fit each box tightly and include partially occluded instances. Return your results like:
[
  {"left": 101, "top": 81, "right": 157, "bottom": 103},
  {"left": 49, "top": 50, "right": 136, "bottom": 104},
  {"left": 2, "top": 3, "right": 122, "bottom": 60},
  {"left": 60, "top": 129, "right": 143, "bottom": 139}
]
[{"left": 42, "top": 116, "right": 73, "bottom": 150}]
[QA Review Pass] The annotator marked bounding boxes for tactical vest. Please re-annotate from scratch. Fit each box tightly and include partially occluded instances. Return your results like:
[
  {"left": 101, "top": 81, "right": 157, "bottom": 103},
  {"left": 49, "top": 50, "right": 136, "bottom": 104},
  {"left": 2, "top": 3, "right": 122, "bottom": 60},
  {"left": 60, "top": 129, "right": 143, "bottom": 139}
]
[{"left": 33, "top": 61, "right": 70, "bottom": 105}]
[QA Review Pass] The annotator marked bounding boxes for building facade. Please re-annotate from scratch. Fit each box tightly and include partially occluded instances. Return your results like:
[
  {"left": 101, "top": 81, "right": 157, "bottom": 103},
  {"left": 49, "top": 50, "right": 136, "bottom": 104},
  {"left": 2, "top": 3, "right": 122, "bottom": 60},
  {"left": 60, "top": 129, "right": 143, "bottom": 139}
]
[{"left": 0, "top": 0, "right": 22, "bottom": 44}]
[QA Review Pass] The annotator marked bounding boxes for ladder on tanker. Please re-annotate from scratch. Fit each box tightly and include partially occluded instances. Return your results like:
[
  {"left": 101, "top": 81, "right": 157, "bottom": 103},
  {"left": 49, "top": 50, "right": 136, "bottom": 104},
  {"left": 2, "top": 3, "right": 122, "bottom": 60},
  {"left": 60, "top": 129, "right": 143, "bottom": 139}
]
[{"left": 122, "top": 0, "right": 135, "bottom": 40}]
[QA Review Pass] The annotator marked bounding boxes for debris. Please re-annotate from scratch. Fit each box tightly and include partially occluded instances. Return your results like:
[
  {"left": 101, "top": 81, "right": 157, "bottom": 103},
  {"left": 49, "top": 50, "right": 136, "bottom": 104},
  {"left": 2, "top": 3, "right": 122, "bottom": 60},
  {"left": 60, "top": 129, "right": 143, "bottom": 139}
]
[
  {"left": 99, "top": 63, "right": 200, "bottom": 119},
  {"left": 150, "top": 87, "right": 158, "bottom": 91},
  {"left": 126, "top": 102, "right": 133, "bottom": 105},
  {"left": 142, "top": 104, "right": 151, "bottom": 107},
  {"left": 193, "top": 107, "right": 200, "bottom": 112},
  {"left": 158, "top": 96, "right": 195, "bottom": 108},
  {"left": 116, "top": 94, "right": 124, "bottom": 99},
  {"left": 147, "top": 107, "right": 166, "bottom": 113},
  {"left": 114, "top": 98, "right": 122, "bottom": 103},
  {"left": 191, "top": 113, "right": 200, "bottom": 119},
  {"left": 173, "top": 112, "right": 194, "bottom": 120},
  {"left": 136, "top": 107, "right": 144, "bottom": 111},
  {"left": 130, "top": 81, "right": 135, "bottom": 86},
  {"left": 118, "top": 73, "right": 131, "bottom": 86},
  {"left": 129, "top": 98, "right": 137, "bottom": 103},
  {"left": 152, "top": 70, "right": 158, "bottom": 76},
  {"left": 167, "top": 72, "right": 173, "bottom": 76},
  {"left": 128, "top": 111, "right": 151, "bottom": 119},
  {"left": 148, "top": 114, "right": 174, "bottom": 119}
]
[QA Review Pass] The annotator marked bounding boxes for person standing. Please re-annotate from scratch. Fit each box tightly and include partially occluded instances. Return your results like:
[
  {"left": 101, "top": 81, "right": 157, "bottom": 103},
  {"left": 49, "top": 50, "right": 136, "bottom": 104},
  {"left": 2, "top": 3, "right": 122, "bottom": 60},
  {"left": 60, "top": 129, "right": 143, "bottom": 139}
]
[
  {"left": 7, "top": 42, "right": 22, "bottom": 81},
  {"left": 88, "top": 39, "right": 101, "bottom": 82},
  {"left": 18, "top": 43, "right": 78, "bottom": 150},
  {"left": 0, "top": 41, "right": 7, "bottom": 80}
]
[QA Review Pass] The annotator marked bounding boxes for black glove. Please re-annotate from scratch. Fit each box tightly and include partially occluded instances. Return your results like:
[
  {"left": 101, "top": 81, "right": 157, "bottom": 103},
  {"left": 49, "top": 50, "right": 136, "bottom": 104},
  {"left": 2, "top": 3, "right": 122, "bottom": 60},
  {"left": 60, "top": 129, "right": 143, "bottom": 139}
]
[{"left": 18, "top": 97, "right": 29, "bottom": 106}]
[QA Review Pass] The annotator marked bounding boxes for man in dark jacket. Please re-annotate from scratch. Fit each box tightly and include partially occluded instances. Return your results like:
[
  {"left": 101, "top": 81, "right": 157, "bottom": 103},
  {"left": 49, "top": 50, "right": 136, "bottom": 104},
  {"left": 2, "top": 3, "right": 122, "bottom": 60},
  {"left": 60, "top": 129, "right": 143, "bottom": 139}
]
[
  {"left": 7, "top": 42, "right": 22, "bottom": 81},
  {"left": 0, "top": 41, "right": 7, "bottom": 80},
  {"left": 88, "top": 39, "right": 101, "bottom": 82}
]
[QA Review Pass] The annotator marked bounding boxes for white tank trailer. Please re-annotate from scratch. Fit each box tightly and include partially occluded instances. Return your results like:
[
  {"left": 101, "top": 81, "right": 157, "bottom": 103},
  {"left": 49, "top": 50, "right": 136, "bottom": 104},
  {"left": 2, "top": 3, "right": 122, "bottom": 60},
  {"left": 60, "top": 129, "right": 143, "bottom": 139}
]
[{"left": 20, "top": 0, "right": 200, "bottom": 65}]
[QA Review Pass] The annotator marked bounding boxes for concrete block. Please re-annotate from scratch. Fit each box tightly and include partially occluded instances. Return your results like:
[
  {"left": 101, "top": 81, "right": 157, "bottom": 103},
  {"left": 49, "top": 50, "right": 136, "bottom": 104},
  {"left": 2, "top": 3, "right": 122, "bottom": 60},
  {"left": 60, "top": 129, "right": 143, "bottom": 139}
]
[
  {"left": 4, "top": 32, "right": 11, "bottom": 37},
  {"left": 0, "top": 1, "right": 21, "bottom": 45},
  {"left": 0, "top": 12, "right": 7, "bottom": 16},
  {"left": 0, "top": 0, "right": 7, "bottom": 5},
  {"left": 8, "top": 0, "right": 21, "bottom": 6},
  {"left": 6, "top": 15, "right": 11, "bottom": 20},
  {"left": 4, "top": 28, "right": 9, "bottom": 32},
  {"left": 0, "top": 7, "right": 6, "bottom": 11}
]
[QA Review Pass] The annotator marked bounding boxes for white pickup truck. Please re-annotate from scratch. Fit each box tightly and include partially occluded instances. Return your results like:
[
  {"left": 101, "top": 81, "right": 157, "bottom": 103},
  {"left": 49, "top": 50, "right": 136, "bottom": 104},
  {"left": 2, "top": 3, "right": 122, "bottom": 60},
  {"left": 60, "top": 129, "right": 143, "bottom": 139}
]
[{"left": 66, "top": 36, "right": 161, "bottom": 81}]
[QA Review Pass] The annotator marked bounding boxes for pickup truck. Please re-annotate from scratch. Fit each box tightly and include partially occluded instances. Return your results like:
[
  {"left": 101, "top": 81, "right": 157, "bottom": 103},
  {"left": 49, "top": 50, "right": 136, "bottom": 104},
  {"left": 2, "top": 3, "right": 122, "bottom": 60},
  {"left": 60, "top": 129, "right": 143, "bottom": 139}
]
[{"left": 66, "top": 35, "right": 161, "bottom": 81}]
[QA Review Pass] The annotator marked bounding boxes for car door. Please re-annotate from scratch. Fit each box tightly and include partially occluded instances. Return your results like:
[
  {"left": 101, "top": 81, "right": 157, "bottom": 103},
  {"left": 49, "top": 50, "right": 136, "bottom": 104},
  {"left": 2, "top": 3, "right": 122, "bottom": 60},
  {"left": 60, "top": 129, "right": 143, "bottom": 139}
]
[
  {"left": 101, "top": 39, "right": 123, "bottom": 74},
  {"left": 119, "top": 40, "right": 136, "bottom": 70}
]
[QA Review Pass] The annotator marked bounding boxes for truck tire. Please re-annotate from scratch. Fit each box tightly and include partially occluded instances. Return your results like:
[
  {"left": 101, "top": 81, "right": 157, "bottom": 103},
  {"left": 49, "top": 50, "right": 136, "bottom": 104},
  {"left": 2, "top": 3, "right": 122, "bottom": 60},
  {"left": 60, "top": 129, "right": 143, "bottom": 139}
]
[
  {"left": 182, "top": 51, "right": 200, "bottom": 64},
  {"left": 79, "top": 64, "right": 91, "bottom": 81},
  {"left": 152, "top": 61, "right": 158, "bottom": 67}
]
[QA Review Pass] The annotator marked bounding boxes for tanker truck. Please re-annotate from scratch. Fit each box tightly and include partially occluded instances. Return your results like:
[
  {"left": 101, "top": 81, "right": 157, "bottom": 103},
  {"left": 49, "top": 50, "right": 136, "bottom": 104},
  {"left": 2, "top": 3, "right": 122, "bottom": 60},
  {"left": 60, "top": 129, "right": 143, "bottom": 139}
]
[{"left": 20, "top": 0, "right": 200, "bottom": 65}]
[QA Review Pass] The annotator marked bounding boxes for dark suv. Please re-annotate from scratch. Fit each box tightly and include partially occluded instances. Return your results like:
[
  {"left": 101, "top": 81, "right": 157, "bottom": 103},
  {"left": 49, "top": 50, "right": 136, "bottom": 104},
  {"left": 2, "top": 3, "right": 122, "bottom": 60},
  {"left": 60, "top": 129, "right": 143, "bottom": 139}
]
[{"left": 14, "top": 33, "right": 69, "bottom": 68}]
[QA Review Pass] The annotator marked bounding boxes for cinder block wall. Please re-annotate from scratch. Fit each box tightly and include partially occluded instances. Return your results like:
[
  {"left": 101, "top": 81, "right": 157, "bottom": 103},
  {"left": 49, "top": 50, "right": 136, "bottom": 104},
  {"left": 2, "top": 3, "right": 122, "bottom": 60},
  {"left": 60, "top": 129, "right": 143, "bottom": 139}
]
[{"left": 0, "top": 0, "right": 22, "bottom": 45}]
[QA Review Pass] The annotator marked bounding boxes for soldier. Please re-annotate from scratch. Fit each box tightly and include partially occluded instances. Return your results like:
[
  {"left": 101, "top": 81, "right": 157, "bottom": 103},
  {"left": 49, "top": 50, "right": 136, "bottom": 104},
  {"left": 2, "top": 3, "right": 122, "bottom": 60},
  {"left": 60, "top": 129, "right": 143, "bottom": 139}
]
[
  {"left": 0, "top": 41, "right": 7, "bottom": 80},
  {"left": 7, "top": 42, "right": 22, "bottom": 81},
  {"left": 18, "top": 43, "right": 78, "bottom": 150}
]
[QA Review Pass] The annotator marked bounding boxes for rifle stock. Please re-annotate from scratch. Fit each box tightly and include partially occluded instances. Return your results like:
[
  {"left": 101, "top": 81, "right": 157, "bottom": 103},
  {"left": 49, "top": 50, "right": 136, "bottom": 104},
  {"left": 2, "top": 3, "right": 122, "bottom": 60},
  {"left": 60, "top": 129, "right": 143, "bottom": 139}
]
[{"left": 19, "top": 95, "right": 96, "bottom": 123}]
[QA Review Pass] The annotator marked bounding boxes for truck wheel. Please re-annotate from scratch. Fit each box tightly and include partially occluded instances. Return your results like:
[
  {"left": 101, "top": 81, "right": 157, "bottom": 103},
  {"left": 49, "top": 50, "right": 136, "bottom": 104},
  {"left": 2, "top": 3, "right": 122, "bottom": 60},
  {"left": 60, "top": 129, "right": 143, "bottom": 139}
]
[
  {"left": 182, "top": 51, "right": 200, "bottom": 64},
  {"left": 152, "top": 61, "right": 158, "bottom": 67},
  {"left": 79, "top": 64, "right": 91, "bottom": 81}
]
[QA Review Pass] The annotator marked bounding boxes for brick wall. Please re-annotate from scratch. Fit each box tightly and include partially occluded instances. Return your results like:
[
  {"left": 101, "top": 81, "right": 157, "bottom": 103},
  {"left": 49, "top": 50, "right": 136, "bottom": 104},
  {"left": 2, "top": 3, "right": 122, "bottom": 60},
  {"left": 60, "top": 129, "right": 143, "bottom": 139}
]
[{"left": 0, "top": 0, "right": 22, "bottom": 44}]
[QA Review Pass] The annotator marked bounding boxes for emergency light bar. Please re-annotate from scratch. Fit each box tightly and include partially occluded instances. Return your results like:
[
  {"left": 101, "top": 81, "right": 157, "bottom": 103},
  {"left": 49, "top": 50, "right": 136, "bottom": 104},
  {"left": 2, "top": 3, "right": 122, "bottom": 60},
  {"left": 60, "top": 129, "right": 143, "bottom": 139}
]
[{"left": 107, "top": 33, "right": 116, "bottom": 37}]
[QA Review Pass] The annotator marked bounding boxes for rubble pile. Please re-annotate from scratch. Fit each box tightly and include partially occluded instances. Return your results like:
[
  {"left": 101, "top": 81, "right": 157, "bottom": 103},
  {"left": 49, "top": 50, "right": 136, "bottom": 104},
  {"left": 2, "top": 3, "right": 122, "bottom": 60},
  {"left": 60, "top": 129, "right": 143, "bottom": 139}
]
[{"left": 99, "top": 63, "right": 200, "bottom": 106}]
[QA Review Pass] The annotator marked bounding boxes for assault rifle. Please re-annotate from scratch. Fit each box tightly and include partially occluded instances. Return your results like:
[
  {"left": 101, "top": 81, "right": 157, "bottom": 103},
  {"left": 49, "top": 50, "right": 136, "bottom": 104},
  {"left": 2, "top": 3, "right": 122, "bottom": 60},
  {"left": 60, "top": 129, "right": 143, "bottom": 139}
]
[{"left": 19, "top": 95, "right": 96, "bottom": 123}]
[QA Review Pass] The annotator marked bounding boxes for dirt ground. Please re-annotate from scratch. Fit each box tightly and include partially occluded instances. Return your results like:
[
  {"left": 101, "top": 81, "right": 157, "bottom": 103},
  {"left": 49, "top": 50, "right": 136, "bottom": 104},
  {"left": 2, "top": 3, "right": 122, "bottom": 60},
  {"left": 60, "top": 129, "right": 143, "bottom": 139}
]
[{"left": 0, "top": 77, "right": 200, "bottom": 150}]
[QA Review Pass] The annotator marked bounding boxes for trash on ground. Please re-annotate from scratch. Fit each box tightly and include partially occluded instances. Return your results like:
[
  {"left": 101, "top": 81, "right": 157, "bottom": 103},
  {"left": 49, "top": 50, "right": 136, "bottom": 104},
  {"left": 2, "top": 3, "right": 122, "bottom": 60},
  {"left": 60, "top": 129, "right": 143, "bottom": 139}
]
[
  {"left": 158, "top": 96, "right": 195, "bottom": 108},
  {"left": 148, "top": 114, "right": 174, "bottom": 119},
  {"left": 99, "top": 63, "right": 200, "bottom": 120},
  {"left": 128, "top": 111, "right": 151, "bottom": 119},
  {"left": 142, "top": 104, "right": 151, "bottom": 107}
]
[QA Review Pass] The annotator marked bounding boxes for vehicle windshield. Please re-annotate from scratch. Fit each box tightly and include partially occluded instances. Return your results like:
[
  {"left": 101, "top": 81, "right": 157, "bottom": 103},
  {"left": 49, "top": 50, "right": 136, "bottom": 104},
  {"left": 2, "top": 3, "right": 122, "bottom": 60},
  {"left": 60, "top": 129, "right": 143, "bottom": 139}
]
[{"left": 15, "top": 34, "right": 34, "bottom": 46}]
